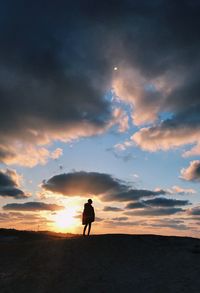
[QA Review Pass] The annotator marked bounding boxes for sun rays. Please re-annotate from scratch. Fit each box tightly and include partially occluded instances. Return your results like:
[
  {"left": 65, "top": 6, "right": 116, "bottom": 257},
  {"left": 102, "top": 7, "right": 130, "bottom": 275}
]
[{"left": 52, "top": 207, "right": 79, "bottom": 232}]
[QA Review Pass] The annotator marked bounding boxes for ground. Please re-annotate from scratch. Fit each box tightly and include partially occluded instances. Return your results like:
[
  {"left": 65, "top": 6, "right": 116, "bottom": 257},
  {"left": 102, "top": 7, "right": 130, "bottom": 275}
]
[{"left": 0, "top": 229, "right": 200, "bottom": 293}]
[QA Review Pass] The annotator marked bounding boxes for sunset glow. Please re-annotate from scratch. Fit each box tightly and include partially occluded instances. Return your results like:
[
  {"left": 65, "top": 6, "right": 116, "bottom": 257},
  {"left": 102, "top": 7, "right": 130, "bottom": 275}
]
[{"left": 53, "top": 208, "right": 78, "bottom": 232}]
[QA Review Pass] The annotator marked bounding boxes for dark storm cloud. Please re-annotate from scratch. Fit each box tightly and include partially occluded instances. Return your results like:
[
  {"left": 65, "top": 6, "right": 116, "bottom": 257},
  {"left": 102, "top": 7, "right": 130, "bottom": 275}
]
[
  {"left": 0, "top": 169, "right": 26, "bottom": 198},
  {"left": 0, "top": 1, "right": 114, "bottom": 165},
  {"left": 1, "top": 1, "right": 200, "bottom": 163},
  {"left": 3, "top": 202, "right": 64, "bottom": 211},
  {"left": 42, "top": 171, "right": 166, "bottom": 201}
]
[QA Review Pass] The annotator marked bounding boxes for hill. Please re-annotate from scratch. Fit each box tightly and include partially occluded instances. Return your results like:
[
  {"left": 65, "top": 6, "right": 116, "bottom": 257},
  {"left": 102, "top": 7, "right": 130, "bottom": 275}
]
[{"left": 0, "top": 229, "right": 200, "bottom": 293}]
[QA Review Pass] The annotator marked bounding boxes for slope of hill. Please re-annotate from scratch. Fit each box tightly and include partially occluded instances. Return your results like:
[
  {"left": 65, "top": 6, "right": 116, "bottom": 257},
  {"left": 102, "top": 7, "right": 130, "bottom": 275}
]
[{"left": 0, "top": 229, "right": 200, "bottom": 293}]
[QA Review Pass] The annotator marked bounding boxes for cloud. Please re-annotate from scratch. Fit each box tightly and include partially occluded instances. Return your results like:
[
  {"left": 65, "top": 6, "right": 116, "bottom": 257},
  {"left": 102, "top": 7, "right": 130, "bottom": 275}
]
[
  {"left": 114, "top": 141, "right": 134, "bottom": 151},
  {"left": 141, "top": 197, "right": 190, "bottom": 207},
  {"left": 180, "top": 161, "right": 200, "bottom": 182},
  {"left": 112, "top": 108, "right": 129, "bottom": 132},
  {"left": 105, "top": 216, "right": 189, "bottom": 230},
  {"left": 129, "top": 76, "right": 200, "bottom": 155},
  {"left": 111, "top": 2, "right": 200, "bottom": 156},
  {"left": 0, "top": 145, "right": 63, "bottom": 167},
  {"left": 0, "top": 1, "right": 137, "bottom": 167},
  {"left": 132, "top": 123, "right": 200, "bottom": 154},
  {"left": 105, "top": 189, "right": 166, "bottom": 202},
  {"left": 125, "top": 202, "right": 146, "bottom": 209},
  {"left": 125, "top": 207, "right": 185, "bottom": 216},
  {"left": 125, "top": 197, "right": 190, "bottom": 220},
  {"left": 42, "top": 171, "right": 126, "bottom": 196},
  {"left": 42, "top": 171, "right": 166, "bottom": 202},
  {"left": 104, "top": 220, "right": 144, "bottom": 227},
  {"left": 169, "top": 185, "right": 196, "bottom": 195},
  {"left": 183, "top": 144, "right": 200, "bottom": 158},
  {"left": 0, "top": 213, "right": 10, "bottom": 221},
  {"left": 106, "top": 147, "right": 136, "bottom": 162},
  {"left": 50, "top": 148, "right": 63, "bottom": 160},
  {"left": 94, "top": 217, "right": 104, "bottom": 222},
  {"left": 112, "top": 217, "right": 128, "bottom": 221},
  {"left": 187, "top": 207, "right": 200, "bottom": 216},
  {"left": 126, "top": 198, "right": 190, "bottom": 210},
  {"left": 0, "top": 1, "right": 199, "bottom": 164},
  {"left": 149, "top": 219, "right": 188, "bottom": 231},
  {"left": 3, "top": 202, "right": 64, "bottom": 211},
  {"left": 0, "top": 169, "right": 27, "bottom": 198},
  {"left": 113, "top": 67, "right": 164, "bottom": 126},
  {"left": 103, "top": 206, "right": 123, "bottom": 212},
  {"left": 0, "top": 212, "right": 53, "bottom": 229}
]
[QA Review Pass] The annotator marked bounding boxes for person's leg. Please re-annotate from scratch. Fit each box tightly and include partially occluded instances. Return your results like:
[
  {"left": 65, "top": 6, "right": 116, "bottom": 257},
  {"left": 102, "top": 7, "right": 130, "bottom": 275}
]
[
  {"left": 83, "top": 223, "right": 88, "bottom": 236},
  {"left": 87, "top": 222, "right": 91, "bottom": 236}
]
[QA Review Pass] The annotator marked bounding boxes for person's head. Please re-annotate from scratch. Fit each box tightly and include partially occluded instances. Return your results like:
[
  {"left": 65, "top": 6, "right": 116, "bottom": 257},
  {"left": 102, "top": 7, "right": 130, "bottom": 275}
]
[{"left": 88, "top": 199, "right": 93, "bottom": 205}]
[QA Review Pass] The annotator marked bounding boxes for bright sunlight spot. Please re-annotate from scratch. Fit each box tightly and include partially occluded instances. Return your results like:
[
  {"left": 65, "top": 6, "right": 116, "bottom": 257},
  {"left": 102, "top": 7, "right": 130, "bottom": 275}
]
[{"left": 53, "top": 207, "right": 79, "bottom": 232}]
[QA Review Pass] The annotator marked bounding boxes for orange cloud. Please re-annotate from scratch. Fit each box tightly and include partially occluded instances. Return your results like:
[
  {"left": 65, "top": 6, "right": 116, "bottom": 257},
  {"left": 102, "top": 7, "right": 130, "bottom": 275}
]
[
  {"left": 170, "top": 185, "right": 196, "bottom": 195},
  {"left": 0, "top": 144, "right": 63, "bottom": 167},
  {"left": 132, "top": 125, "right": 200, "bottom": 153},
  {"left": 0, "top": 106, "right": 127, "bottom": 167},
  {"left": 182, "top": 144, "right": 200, "bottom": 157}
]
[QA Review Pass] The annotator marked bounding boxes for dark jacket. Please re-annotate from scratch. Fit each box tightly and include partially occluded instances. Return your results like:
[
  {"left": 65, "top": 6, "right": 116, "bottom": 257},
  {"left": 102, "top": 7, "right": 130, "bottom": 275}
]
[{"left": 82, "top": 203, "right": 95, "bottom": 225}]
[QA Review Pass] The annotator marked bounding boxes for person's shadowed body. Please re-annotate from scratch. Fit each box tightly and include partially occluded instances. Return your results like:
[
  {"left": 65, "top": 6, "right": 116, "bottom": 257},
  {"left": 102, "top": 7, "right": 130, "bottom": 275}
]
[{"left": 82, "top": 199, "right": 95, "bottom": 236}]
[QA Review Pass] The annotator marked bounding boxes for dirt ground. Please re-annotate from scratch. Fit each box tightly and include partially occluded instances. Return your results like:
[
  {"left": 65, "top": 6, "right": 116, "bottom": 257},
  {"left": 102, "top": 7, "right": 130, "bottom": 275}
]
[{"left": 0, "top": 231, "right": 200, "bottom": 293}]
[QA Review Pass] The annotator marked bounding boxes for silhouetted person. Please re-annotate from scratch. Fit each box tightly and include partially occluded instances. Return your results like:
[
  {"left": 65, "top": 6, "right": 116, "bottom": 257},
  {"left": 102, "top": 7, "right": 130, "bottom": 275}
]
[{"left": 82, "top": 199, "right": 95, "bottom": 236}]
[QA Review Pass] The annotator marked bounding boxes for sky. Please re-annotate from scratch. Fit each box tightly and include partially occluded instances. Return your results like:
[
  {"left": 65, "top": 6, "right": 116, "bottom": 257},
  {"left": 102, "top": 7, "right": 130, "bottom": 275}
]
[{"left": 1, "top": 0, "right": 200, "bottom": 237}]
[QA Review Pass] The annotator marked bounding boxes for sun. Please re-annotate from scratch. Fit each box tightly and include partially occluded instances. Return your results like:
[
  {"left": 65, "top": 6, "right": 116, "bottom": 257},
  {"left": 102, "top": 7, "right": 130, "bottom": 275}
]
[{"left": 53, "top": 207, "right": 78, "bottom": 232}]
